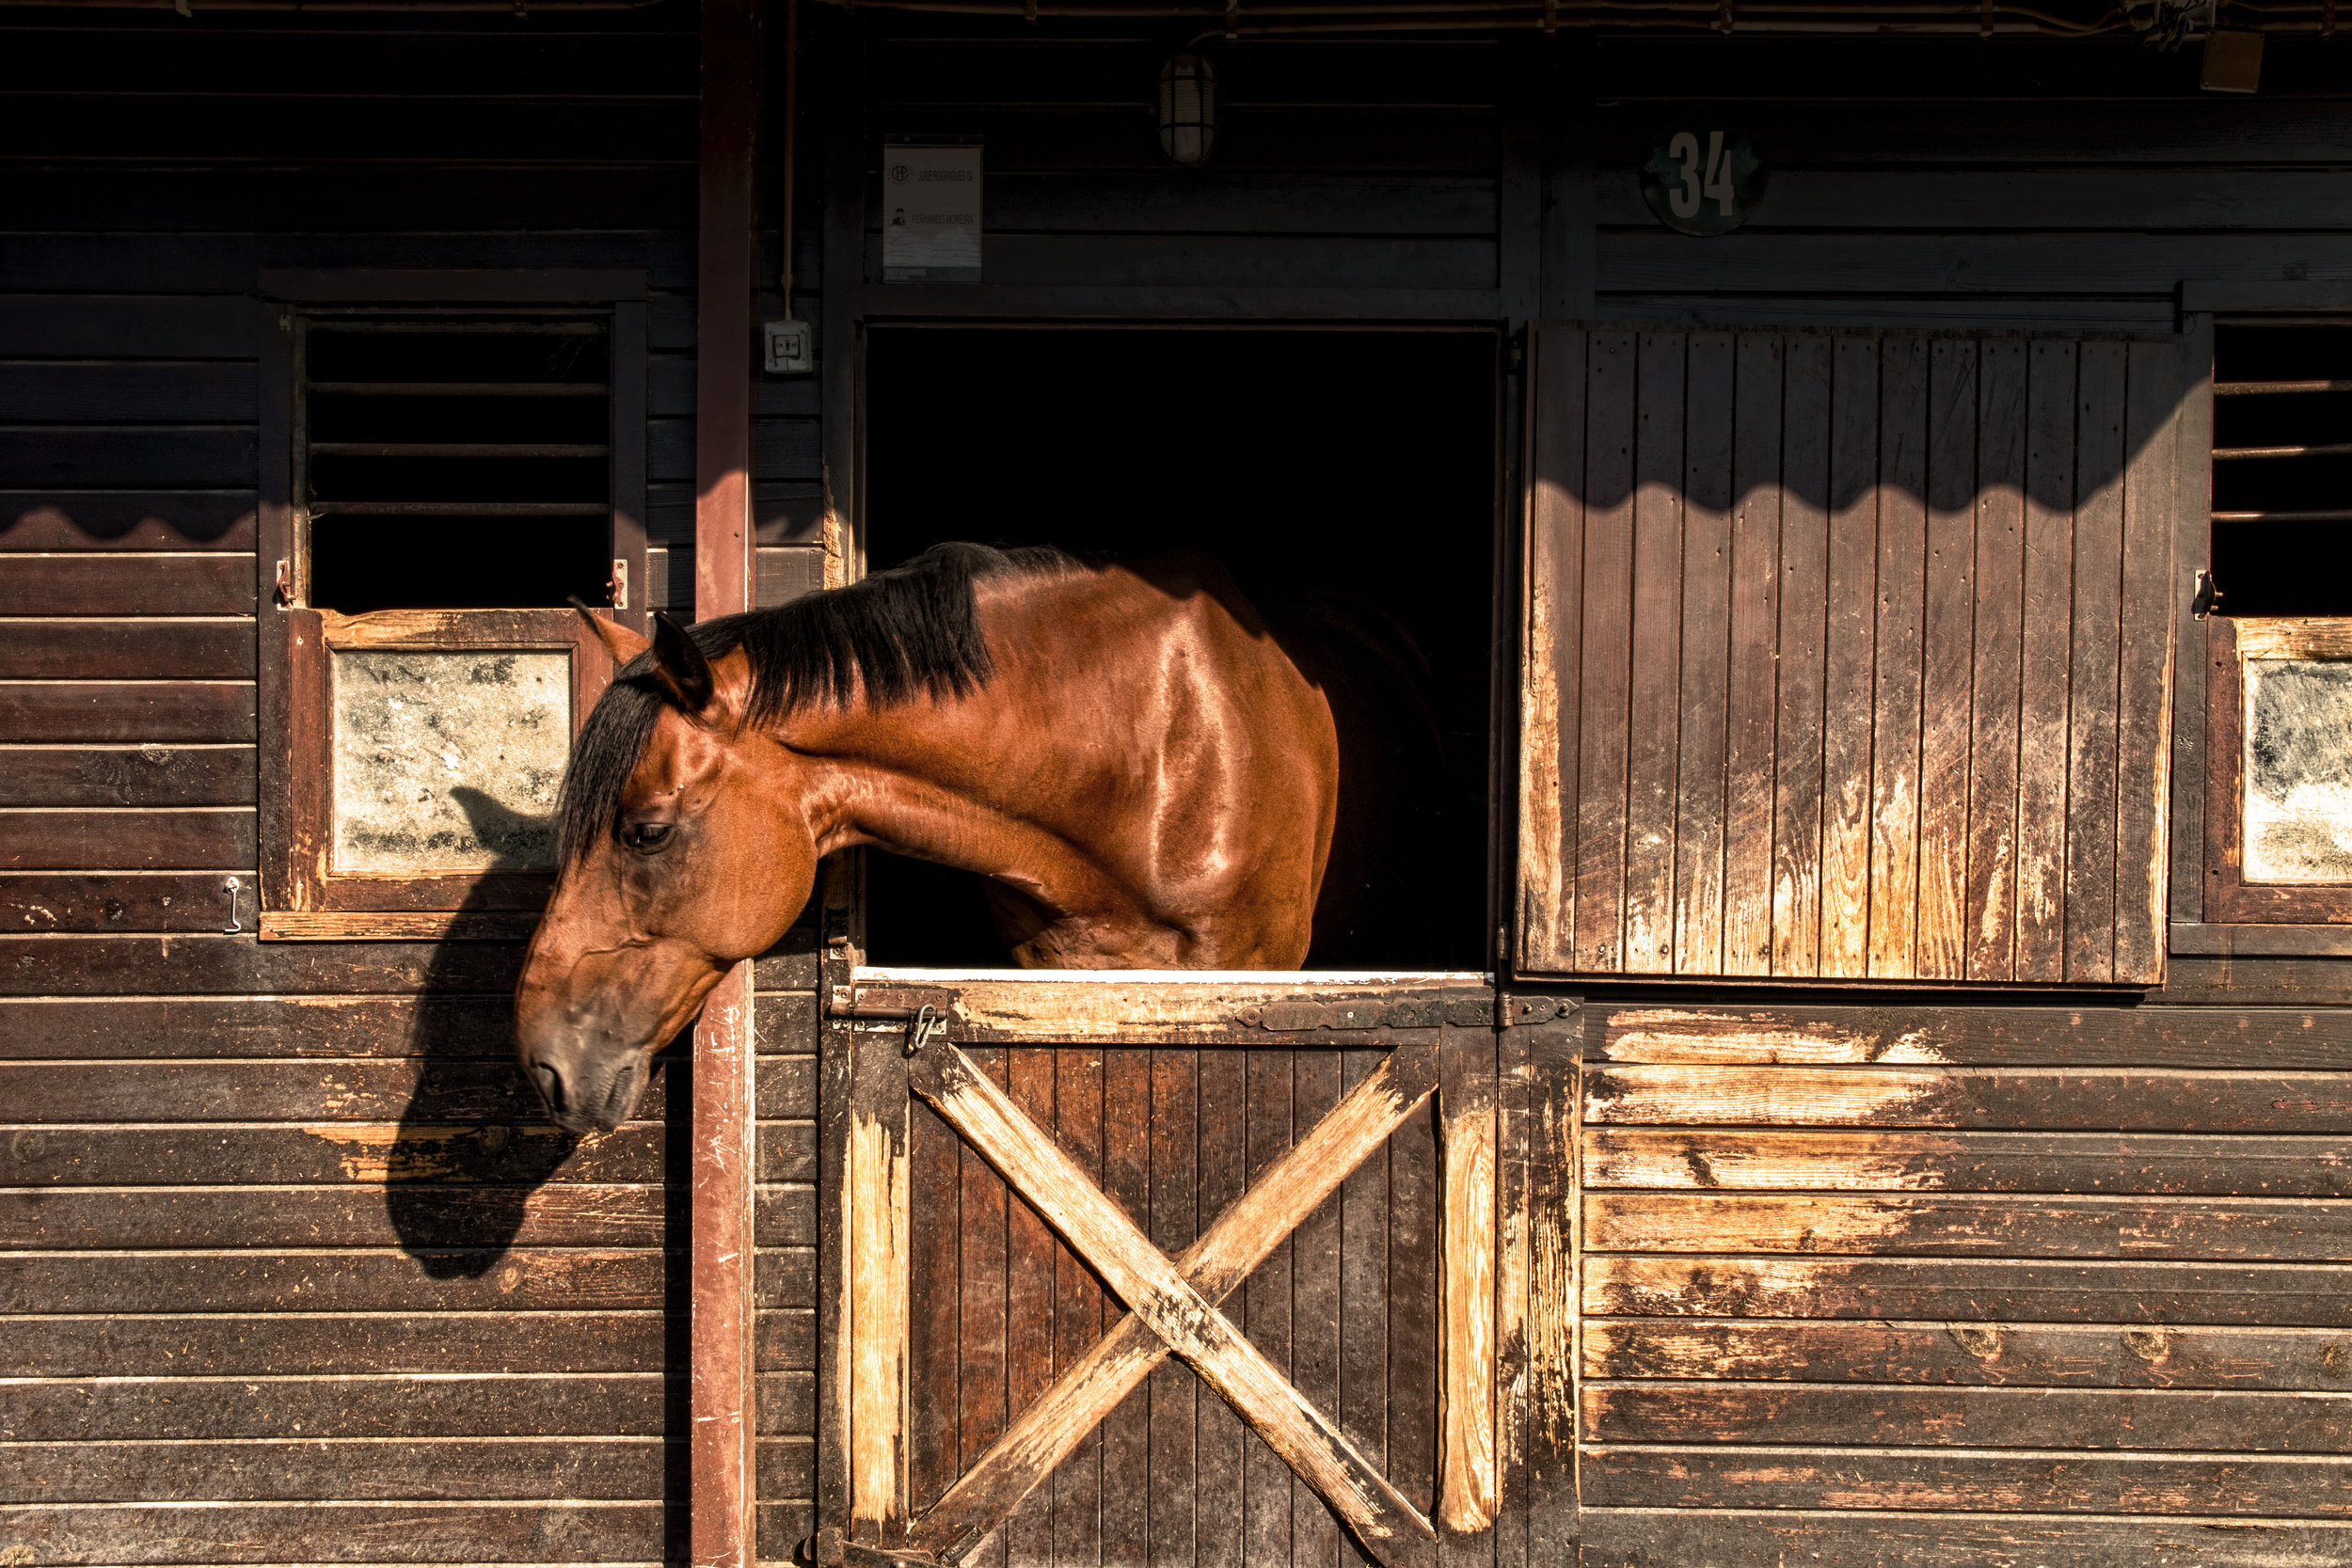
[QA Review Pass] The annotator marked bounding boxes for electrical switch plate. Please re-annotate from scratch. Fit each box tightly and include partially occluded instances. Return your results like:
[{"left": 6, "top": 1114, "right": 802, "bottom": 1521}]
[{"left": 764, "top": 317, "right": 814, "bottom": 375}]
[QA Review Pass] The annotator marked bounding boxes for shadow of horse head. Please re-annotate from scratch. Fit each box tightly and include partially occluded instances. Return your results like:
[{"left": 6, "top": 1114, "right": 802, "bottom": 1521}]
[{"left": 448, "top": 784, "right": 557, "bottom": 872}]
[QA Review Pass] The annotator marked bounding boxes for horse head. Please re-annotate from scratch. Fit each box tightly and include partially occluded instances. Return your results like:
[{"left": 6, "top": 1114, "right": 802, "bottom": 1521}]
[{"left": 513, "top": 609, "right": 816, "bottom": 1132}]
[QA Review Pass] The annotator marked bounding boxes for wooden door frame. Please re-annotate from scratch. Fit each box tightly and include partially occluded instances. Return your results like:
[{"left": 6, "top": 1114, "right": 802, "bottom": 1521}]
[{"left": 808, "top": 974, "right": 1577, "bottom": 1568}]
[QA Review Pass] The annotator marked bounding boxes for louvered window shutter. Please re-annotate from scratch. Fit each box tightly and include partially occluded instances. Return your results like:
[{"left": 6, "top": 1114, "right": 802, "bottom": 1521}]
[{"left": 1518, "top": 326, "right": 2188, "bottom": 985}]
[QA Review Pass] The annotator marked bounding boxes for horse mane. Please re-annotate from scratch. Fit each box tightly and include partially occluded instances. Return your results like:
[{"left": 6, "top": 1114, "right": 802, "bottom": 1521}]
[{"left": 556, "top": 541, "right": 1078, "bottom": 864}]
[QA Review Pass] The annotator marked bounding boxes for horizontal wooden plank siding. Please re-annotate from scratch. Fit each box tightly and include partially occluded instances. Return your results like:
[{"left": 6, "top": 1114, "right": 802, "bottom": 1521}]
[
  {"left": 1520, "top": 325, "right": 2184, "bottom": 985},
  {"left": 0, "top": 1, "right": 774, "bottom": 1560},
  {"left": 1578, "top": 1004, "right": 2352, "bottom": 1551}
]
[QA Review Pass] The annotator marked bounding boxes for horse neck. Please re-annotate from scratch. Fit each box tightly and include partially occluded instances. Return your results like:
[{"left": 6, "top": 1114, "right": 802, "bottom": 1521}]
[{"left": 784, "top": 653, "right": 1067, "bottom": 865}]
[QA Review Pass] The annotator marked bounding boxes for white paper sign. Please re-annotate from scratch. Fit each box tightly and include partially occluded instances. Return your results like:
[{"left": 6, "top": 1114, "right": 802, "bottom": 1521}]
[{"left": 882, "top": 143, "right": 982, "bottom": 282}]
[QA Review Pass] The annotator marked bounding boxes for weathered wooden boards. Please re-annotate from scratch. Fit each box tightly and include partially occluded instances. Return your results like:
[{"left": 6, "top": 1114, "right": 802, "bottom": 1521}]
[
  {"left": 1578, "top": 1003, "right": 2352, "bottom": 1563},
  {"left": 907, "top": 1037, "right": 1440, "bottom": 1566},
  {"left": 829, "top": 984, "right": 1534, "bottom": 1568},
  {"left": 1521, "top": 326, "right": 2184, "bottom": 986}
]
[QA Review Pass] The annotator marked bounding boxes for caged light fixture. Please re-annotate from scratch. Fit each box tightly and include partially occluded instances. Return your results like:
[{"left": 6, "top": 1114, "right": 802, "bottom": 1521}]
[{"left": 1158, "top": 54, "right": 1216, "bottom": 167}]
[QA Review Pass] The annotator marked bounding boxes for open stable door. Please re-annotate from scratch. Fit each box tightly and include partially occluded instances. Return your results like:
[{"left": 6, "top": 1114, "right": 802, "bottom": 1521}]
[
  {"left": 1518, "top": 325, "right": 2190, "bottom": 986},
  {"left": 813, "top": 974, "right": 1580, "bottom": 1568}
]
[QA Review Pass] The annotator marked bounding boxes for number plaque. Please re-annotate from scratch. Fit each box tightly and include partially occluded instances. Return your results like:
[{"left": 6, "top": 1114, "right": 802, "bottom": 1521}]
[{"left": 1642, "top": 127, "right": 1766, "bottom": 237}]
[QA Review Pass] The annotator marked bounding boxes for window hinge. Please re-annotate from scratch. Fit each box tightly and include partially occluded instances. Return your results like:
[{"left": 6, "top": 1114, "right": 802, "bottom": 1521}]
[
  {"left": 272, "top": 558, "right": 293, "bottom": 608},
  {"left": 609, "top": 558, "right": 629, "bottom": 610}
]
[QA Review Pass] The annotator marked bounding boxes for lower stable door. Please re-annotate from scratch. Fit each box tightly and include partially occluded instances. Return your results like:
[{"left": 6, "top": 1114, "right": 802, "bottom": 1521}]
[
  {"left": 1574, "top": 1002, "right": 2352, "bottom": 1567},
  {"left": 818, "top": 973, "right": 1534, "bottom": 1568}
]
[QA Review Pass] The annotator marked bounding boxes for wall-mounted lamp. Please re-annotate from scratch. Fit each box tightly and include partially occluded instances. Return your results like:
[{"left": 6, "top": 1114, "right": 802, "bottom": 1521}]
[{"left": 1159, "top": 54, "right": 1216, "bottom": 167}]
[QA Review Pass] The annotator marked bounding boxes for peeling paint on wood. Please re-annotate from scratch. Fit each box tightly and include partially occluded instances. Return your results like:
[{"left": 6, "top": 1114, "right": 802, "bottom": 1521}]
[
  {"left": 1583, "top": 1064, "right": 2352, "bottom": 1131},
  {"left": 1583, "top": 1319, "right": 2352, "bottom": 1390},
  {"left": 850, "top": 976, "right": 1486, "bottom": 1044},
  {"left": 1584, "top": 1255, "right": 2352, "bottom": 1325},
  {"left": 1584, "top": 1192, "right": 2352, "bottom": 1259},
  {"left": 847, "top": 1107, "right": 908, "bottom": 1533},
  {"left": 1438, "top": 1036, "right": 1498, "bottom": 1535},
  {"left": 1603, "top": 1007, "right": 1954, "bottom": 1065},
  {"left": 1582, "top": 1128, "right": 2352, "bottom": 1196}
]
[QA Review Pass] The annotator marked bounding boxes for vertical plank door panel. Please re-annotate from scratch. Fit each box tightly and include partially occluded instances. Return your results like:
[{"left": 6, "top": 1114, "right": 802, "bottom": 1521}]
[
  {"left": 1773, "top": 333, "right": 1836, "bottom": 980},
  {"left": 849, "top": 1046, "right": 912, "bottom": 1543},
  {"left": 1521, "top": 328, "right": 1588, "bottom": 974},
  {"left": 1518, "top": 323, "right": 2189, "bottom": 985},
  {"left": 1867, "top": 336, "right": 1930, "bottom": 979},
  {"left": 1005, "top": 1050, "right": 1057, "bottom": 1568},
  {"left": 1338, "top": 1047, "right": 1391, "bottom": 1568},
  {"left": 910, "top": 1095, "right": 964, "bottom": 1516},
  {"left": 961, "top": 1046, "right": 1012, "bottom": 1568},
  {"left": 1151, "top": 1049, "right": 1200, "bottom": 1568},
  {"left": 1293, "top": 1050, "right": 1343, "bottom": 1568},
  {"left": 1103, "top": 1047, "right": 1153, "bottom": 1568},
  {"left": 1244, "top": 1050, "right": 1295, "bottom": 1568},
  {"left": 2113, "top": 340, "right": 2181, "bottom": 984},
  {"left": 1197, "top": 1047, "right": 1249, "bottom": 1568},
  {"left": 2065, "top": 341, "right": 2129, "bottom": 986},
  {"left": 1390, "top": 1089, "right": 1441, "bottom": 1523},
  {"left": 1723, "top": 333, "right": 1785, "bottom": 977},
  {"left": 2016, "top": 340, "right": 2079, "bottom": 984},
  {"left": 1574, "top": 333, "right": 1639, "bottom": 974},
  {"left": 1623, "top": 332, "right": 1689, "bottom": 974},
  {"left": 1053, "top": 1047, "right": 1106, "bottom": 1567},
  {"left": 1966, "top": 339, "right": 2030, "bottom": 985},
  {"left": 1820, "top": 335, "right": 1883, "bottom": 978},
  {"left": 1917, "top": 339, "right": 1979, "bottom": 983},
  {"left": 1674, "top": 331, "right": 1736, "bottom": 976}
]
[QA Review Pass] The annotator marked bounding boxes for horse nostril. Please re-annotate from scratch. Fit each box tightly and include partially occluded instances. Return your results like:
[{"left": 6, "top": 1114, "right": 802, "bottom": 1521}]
[{"left": 529, "top": 1062, "right": 564, "bottom": 1113}]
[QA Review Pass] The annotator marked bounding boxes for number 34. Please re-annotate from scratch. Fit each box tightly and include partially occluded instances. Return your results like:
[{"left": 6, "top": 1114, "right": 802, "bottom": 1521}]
[{"left": 1669, "top": 130, "right": 1737, "bottom": 220}]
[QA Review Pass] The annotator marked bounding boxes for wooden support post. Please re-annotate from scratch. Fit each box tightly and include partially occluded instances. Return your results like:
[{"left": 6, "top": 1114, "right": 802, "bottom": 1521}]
[
  {"left": 848, "top": 1042, "right": 912, "bottom": 1541},
  {"left": 1522, "top": 1016, "right": 1581, "bottom": 1559},
  {"left": 692, "top": 0, "right": 759, "bottom": 1560},
  {"left": 1438, "top": 1023, "right": 1500, "bottom": 1540}
]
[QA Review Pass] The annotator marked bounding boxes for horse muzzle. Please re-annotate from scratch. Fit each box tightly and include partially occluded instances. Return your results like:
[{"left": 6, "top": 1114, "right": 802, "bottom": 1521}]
[{"left": 519, "top": 1033, "right": 651, "bottom": 1134}]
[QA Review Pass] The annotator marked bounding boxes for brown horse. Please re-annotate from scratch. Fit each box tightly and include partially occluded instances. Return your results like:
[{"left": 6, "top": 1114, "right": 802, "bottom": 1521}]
[{"left": 512, "top": 544, "right": 1350, "bottom": 1132}]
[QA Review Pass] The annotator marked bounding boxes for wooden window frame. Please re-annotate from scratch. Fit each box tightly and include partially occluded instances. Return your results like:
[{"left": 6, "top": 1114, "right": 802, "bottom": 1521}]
[
  {"left": 2201, "top": 616, "right": 2352, "bottom": 925},
  {"left": 2174, "top": 288, "right": 2352, "bottom": 952},
  {"left": 255, "top": 269, "right": 650, "bottom": 942}
]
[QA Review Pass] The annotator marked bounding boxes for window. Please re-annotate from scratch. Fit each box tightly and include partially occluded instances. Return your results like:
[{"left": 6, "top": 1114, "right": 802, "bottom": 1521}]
[
  {"left": 298, "top": 317, "right": 618, "bottom": 613},
  {"left": 2202, "top": 319, "right": 2352, "bottom": 924},
  {"left": 257, "top": 272, "right": 647, "bottom": 941}
]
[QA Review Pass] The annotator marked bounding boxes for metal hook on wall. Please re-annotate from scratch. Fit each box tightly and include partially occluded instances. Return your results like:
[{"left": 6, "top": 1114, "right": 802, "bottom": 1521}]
[{"left": 222, "top": 877, "right": 244, "bottom": 935}]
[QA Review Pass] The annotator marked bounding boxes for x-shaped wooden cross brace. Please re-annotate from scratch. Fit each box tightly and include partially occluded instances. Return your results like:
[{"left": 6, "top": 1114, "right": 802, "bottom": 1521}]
[{"left": 899, "top": 1038, "right": 1447, "bottom": 1568}]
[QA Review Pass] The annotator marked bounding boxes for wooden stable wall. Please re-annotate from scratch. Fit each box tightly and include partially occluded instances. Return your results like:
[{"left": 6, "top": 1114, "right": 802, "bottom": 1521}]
[
  {"left": 0, "top": 5, "right": 823, "bottom": 1561},
  {"left": 1568, "top": 997, "right": 2352, "bottom": 1567},
  {"left": 13, "top": 8, "right": 2352, "bottom": 1566},
  {"left": 1589, "top": 38, "right": 2352, "bottom": 333}
]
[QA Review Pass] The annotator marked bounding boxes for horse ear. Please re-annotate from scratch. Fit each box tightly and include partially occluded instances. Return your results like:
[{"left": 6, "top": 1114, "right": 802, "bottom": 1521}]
[
  {"left": 567, "top": 596, "right": 651, "bottom": 669},
  {"left": 648, "top": 610, "right": 717, "bottom": 714}
]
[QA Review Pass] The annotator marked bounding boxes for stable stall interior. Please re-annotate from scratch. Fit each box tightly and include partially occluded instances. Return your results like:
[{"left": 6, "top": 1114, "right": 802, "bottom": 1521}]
[{"left": 860, "top": 326, "right": 1498, "bottom": 971}]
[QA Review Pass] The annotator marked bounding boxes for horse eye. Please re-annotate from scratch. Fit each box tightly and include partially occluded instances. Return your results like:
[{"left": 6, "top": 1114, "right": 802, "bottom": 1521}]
[{"left": 623, "top": 821, "right": 673, "bottom": 852}]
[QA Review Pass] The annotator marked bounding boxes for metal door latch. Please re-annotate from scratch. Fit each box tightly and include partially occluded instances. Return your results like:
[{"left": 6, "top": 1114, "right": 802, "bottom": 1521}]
[
  {"left": 221, "top": 877, "right": 244, "bottom": 935},
  {"left": 905, "top": 1003, "right": 943, "bottom": 1056}
]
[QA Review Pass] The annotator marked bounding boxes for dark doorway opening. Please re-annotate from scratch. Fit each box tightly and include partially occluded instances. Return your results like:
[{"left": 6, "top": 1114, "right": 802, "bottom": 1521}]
[{"left": 861, "top": 326, "right": 1497, "bottom": 971}]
